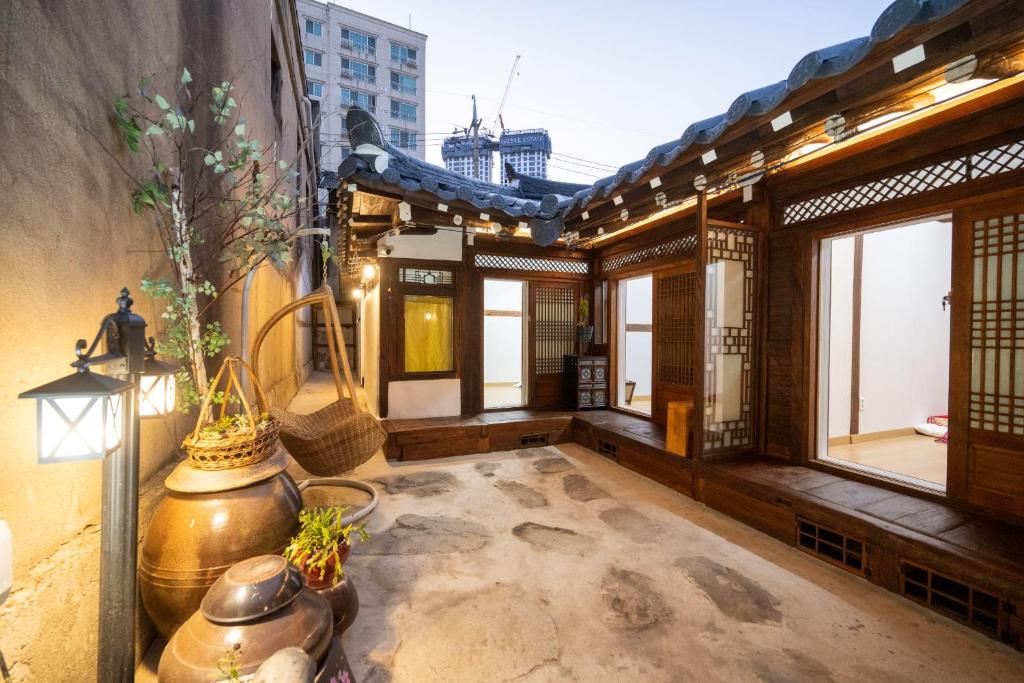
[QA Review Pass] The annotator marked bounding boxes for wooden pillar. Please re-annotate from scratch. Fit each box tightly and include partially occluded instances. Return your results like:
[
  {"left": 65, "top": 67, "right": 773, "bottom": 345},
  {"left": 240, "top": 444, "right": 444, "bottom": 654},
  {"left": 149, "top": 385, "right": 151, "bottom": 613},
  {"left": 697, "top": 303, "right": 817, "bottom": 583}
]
[
  {"left": 693, "top": 191, "right": 709, "bottom": 462},
  {"left": 746, "top": 190, "right": 773, "bottom": 456}
]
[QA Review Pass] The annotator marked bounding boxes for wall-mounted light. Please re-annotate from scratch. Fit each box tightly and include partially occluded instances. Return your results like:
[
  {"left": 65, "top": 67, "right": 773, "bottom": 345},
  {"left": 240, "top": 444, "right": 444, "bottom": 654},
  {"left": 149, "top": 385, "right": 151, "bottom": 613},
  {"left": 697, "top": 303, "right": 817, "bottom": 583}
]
[
  {"left": 351, "top": 287, "right": 363, "bottom": 300},
  {"left": 361, "top": 263, "right": 377, "bottom": 281},
  {"left": 19, "top": 365, "right": 129, "bottom": 463},
  {"left": 17, "top": 287, "right": 180, "bottom": 680}
]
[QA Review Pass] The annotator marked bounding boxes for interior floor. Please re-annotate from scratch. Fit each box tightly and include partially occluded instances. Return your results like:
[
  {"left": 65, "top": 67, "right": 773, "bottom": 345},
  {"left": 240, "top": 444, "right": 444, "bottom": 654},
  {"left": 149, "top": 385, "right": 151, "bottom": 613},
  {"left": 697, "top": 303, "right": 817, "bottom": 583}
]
[
  {"left": 484, "top": 383, "right": 524, "bottom": 409},
  {"left": 828, "top": 434, "right": 947, "bottom": 487},
  {"left": 623, "top": 396, "right": 652, "bottom": 415}
]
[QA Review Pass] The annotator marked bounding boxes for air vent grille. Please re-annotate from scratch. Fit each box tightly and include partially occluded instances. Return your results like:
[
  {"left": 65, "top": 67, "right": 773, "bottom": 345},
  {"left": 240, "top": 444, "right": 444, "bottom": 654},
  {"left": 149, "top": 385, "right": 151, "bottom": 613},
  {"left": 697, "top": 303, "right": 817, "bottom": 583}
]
[
  {"left": 900, "top": 561, "right": 1001, "bottom": 636},
  {"left": 596, "top": 439, "right": 618, "bottom": 459},
  {"left": 519, "top": 433, "right": 548, "bottom": 447},
  {"left": 797, "top": 519, "right": 866, "bottom": 575}
]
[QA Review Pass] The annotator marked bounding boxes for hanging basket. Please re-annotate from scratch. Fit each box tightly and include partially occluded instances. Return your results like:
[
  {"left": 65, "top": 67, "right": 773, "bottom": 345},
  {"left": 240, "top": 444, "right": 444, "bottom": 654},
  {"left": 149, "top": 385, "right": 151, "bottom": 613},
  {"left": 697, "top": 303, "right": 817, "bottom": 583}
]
[{"left": 182, "top": 357, "right": 281, "bottom": 471}]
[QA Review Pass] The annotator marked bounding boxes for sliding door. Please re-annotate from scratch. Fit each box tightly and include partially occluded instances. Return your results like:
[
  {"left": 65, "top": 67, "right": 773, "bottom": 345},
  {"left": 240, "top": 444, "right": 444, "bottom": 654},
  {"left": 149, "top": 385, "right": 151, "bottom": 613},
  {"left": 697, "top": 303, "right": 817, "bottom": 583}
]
[
  {"left": 652, "top": 264, "right": 698, "bottom": 425},
  {"left": 530, "top": 281, "right": 581, "bottom": 409},
  {"left": 949, "top": 197, "right": 1024, "bottom": 515}
]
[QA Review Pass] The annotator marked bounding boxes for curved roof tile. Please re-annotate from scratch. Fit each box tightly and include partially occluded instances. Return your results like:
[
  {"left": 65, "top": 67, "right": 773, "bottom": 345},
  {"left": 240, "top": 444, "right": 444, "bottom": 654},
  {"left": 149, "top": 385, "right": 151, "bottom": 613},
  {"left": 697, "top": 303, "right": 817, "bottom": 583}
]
[{"left": 337, "top": 0, "right": 971, "bottom": 237}]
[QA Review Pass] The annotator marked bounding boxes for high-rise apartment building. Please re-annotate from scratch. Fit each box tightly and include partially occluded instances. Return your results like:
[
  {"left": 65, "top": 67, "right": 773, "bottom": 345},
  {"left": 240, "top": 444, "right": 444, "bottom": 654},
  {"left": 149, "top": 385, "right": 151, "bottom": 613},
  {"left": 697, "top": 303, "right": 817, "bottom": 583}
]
[
  {"left": 499, "top": 129, "right": 551, "bottom": 184},
  {"left": 441, "top": 133, "right": 497, "bottom": 183},
  {"left": 298, "top": 0, "right": 427, "bottom": 173}
]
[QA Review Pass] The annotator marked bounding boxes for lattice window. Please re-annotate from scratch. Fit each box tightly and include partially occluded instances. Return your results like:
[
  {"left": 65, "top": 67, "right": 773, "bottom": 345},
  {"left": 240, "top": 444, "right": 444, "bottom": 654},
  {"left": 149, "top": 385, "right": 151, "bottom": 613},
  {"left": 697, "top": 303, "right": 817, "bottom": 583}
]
[
  {"left": 704, "top": 227, "right": 757, "bottom": 451},
  {"left": 656, "top": 272, "right": 697, "bottom": 387},
  {"left": 968, "top": 211, "right": 1024, "bottom": 435},
  {"left": 399, "top": 267, "right": 454, "bottom": 286},
  {"left": 784, "top": 137, "right": 1024, "bottom": 225},
  {"left": 601, "top": 233, "right": 697, "bottom": 273},
  {"left": 474, "top": 253, "right": 588, "bottom": 274},
  {"left": 534, "top": 286, "right": 575, "bottom": 375}
]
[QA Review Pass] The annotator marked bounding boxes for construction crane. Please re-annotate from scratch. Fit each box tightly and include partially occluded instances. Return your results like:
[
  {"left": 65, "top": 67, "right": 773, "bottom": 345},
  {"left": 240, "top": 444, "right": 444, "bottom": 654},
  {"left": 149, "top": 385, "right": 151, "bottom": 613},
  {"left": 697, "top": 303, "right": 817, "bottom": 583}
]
[{"left": 493, "top": 54, "right": 521, "bottom": 133}]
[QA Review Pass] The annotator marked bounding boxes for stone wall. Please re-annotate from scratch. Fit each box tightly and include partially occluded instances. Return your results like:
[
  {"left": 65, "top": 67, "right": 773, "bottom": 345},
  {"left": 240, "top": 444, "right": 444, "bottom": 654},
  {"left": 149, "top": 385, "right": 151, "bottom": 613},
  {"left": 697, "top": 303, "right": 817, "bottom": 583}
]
[{"left": 0, "top": 1, "right": 314, "bottom": 680}]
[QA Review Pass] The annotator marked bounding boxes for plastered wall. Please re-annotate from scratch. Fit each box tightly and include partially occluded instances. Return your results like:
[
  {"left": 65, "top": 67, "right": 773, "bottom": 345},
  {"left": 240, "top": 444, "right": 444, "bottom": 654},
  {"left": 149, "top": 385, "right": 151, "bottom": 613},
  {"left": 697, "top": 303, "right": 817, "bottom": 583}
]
[{"left": 0, "top": 1, "right": 313, "bottom": 679}]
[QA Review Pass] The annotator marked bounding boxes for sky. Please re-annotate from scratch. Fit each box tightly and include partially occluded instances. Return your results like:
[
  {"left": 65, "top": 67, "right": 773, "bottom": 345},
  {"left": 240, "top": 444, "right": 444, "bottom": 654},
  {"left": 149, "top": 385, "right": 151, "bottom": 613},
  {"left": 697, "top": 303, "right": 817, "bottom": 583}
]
[{"left": 332, "top": 0, "right": 896, "bottom": 184}]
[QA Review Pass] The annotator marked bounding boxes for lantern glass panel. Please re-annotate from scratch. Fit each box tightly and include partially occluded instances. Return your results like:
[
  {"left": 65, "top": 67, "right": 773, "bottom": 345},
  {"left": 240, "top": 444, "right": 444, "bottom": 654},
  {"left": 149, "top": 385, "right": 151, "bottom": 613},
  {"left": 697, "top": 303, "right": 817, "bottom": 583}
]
[
  {"left": 139, "top": 373, "right": 175, "bottom": 417},
  {"left": 38, "top": 393, "right": 123, "bottom": 462}
]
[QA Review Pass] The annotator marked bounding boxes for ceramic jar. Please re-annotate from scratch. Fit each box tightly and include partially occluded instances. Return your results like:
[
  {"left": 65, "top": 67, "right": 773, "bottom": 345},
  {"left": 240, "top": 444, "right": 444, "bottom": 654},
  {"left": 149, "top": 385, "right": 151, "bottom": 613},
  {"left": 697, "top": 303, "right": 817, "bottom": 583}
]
[
  {"left": 140, "top": 448, "right": 302, "bottom": 637},
  {"left": 313, "top": 574, "right": 359, "bottom": 634},
  {"left": 158, "top": 555, "right": 333, "bottom": 682}
]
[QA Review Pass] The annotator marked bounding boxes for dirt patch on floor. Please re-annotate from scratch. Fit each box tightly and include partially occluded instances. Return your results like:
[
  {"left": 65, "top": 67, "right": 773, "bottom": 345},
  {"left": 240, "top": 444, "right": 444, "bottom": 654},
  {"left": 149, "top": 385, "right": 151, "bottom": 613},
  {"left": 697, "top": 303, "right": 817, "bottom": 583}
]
[
  {"left": 512, "top": 522, "right": 594, "bottom": 554},
  {"left": 752, "top": 648, "right": 835, "bottom": 683},
  {"left": 532, "top": 456, "right": 575, "bottom": 474},
  {"left": 601, "top": 567, "right": 672, "bottom": 630},
  {"left": 474, "top": 462, "right": 501, "bottom": 477},
  {"left": 598, "top": 507, "right": 664, "bottom": 544},
  {"left": 677, "top": 556, "right": 782, "bottom": 624},
  {"left": 563, "top": 473, "right": 609, "bottom": 502},
  {"left": 371, "top": 471, "right": 460, "bottom": 498},
  {"left": 494, "top": 480, "right": 548, "bottom": 508},
  {"left": 391, "top": 583, "right": 560, "bottom": 681},
  {"left": 364, "top": 514, "right": 491, "bottom": 555}
]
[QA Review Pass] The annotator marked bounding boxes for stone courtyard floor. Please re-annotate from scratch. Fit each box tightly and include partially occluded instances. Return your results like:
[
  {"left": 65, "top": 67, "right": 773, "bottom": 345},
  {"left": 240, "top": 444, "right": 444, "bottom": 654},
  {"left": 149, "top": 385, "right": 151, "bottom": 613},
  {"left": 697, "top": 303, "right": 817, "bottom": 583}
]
[
  {"left": 138, "top": 375, "right": 1024, "bottom": 681},
  {"left": 309, "top": 441, "right": 1024, "bottom": 683}
]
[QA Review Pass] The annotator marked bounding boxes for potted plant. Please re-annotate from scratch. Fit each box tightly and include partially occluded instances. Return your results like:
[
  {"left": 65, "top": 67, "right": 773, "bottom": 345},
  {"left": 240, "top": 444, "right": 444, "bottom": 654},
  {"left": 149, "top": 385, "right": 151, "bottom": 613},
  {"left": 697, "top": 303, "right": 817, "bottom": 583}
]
[
  {"left": 283, "top": 507, "right": 370, "bottom": 589},
  {"left": 576, "top": 295, "right": 594, "bottom": 354}
]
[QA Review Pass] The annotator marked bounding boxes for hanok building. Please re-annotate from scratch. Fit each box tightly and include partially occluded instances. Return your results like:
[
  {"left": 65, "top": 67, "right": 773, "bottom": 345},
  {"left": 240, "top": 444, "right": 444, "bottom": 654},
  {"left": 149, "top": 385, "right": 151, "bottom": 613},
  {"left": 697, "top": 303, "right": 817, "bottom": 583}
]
[{"left": 321, "top": 0, "right": 1024, "bottom": 650}]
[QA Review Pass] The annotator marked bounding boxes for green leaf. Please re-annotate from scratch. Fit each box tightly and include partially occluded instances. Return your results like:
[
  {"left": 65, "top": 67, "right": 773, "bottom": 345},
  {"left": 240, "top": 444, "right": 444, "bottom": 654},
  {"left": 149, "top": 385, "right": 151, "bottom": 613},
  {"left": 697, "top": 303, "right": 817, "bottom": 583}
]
[
  {"left": 187, "top": 119, "right": 195, "bottom": 133},
  {"left": 154, "top": 94, "right": 170, "bottom": 110},
  {"left": 144, "top": 124, "right": 164, "bottom": 136},
  {"left": 234, "top": 122, "right": 245, "bottom": 136},
  {"left": 181, "top": 67, "right": 192, "bottom": 84},
  {"left": 204, "top": 154, "right": 216, "bottom": 166},
  {"left": 277, "top": 160, "right": 289, "bottom": 171}
]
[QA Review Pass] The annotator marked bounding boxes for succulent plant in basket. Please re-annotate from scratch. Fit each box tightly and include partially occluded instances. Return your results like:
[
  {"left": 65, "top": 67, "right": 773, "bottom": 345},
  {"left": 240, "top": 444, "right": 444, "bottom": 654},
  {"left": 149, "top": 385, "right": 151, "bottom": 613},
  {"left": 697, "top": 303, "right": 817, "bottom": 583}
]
[{"left": 283, "top": 507, "right": 370, "bottom": 589}]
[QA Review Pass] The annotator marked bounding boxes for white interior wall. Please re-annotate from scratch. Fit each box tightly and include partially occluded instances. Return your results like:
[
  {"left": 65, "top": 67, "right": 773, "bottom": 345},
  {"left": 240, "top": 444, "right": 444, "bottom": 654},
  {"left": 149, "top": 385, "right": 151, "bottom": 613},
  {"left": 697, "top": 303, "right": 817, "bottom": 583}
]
[
  {"left": 622, "top": 276, "right": 653, "bottom": 398},
  {"left": 483, "top": 279, "right": 523, "bottom": 384},
  {"left": 828, "top": 239, "right": 854, "bottom": 437},
  {"left": 826, "top": 220, "right": 951, "bottom": 437},
  {"left": 379, "top": 226, "right": 463, "bottom": 418},
  {"left": 859, "top": 220, "right": 951, "bottom": 432}
]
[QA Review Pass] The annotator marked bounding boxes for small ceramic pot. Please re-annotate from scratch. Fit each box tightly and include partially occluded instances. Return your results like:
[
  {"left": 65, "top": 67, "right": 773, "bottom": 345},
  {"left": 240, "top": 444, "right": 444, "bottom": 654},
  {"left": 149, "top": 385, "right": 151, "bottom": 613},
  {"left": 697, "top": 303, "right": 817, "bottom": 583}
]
[
  {"left": 294, "top": 544, "right": 350, "bottom": 590},
  {"left": 313, "top": 574, "right": 359, "bottom": 634}
]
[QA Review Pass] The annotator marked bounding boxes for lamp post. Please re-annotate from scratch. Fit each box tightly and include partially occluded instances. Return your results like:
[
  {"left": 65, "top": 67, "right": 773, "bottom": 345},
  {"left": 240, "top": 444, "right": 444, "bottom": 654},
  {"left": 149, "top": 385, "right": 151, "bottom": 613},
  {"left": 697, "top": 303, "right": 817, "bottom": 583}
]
[{"left": 18, "top": 287, "right": 177, "bottom": 682}]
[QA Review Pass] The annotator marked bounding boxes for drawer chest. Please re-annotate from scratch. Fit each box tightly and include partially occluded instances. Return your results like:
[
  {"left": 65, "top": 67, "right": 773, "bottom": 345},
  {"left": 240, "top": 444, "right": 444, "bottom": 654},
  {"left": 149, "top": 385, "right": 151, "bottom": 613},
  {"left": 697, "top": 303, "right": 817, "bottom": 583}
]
[{"left": 563, "top": 355, "right": 609, "bottom": 410}]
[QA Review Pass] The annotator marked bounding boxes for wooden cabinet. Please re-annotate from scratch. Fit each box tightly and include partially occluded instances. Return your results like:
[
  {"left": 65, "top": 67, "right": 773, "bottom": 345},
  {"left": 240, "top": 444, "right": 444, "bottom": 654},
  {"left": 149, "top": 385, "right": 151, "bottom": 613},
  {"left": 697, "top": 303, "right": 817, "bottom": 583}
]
[{"left": 564, "top": 355, "right": 609, "bottom": 410}]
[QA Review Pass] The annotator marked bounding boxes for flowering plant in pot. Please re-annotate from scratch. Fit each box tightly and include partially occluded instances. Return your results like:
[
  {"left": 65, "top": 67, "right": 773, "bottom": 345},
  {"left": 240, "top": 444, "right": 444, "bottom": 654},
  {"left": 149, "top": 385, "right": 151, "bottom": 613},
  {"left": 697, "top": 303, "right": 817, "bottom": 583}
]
[{"left": 283, "top": 507, "right": 370, "bottom": 589}]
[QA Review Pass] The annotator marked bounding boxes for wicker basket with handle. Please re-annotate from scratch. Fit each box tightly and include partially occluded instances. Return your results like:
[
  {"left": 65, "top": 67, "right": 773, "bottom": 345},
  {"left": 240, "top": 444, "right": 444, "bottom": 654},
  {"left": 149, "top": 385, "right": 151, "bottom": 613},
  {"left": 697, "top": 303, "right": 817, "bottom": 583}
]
[{"left": 182, "top": 356, "right": 280, "bottom": 470}]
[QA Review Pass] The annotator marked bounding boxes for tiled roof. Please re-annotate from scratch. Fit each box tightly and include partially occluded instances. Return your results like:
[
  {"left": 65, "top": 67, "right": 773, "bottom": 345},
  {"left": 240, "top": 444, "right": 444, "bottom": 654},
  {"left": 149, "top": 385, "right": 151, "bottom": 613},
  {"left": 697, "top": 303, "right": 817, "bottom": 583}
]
[
  {"left": 568, "top": 0, "right": 971, "bottom": 209},
  {"left": 335, "top": 0, "right": 972, "bottom": 240}
]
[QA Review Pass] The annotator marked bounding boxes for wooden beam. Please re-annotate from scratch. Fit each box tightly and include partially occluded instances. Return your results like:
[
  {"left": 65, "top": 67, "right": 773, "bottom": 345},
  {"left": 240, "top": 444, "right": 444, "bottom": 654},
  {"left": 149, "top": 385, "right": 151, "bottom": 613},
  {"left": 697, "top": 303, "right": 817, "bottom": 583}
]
[{"left": 850, "top": 234, "right": 864, "bottom": 437}]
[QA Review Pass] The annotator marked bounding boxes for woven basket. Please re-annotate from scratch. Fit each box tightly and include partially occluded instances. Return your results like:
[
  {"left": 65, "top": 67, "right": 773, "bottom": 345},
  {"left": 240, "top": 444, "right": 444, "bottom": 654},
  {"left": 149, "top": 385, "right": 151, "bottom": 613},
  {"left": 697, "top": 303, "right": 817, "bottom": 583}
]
[
  {"left": 271, "top": 400, "right": 386, "bottom": 476},
  {"left": 182, "top": 357, "right": 280, "bottom": 471}
]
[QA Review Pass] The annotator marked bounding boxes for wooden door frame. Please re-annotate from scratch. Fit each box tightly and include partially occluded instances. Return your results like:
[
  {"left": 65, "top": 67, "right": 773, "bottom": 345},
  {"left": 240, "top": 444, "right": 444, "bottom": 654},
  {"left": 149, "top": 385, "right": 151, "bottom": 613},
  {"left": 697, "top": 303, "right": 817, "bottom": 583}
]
[
  {"left": 802, "top": 189, "right": 1024, "bottom": 503},
  {"left": 478, "top": 274, "right": 529, "bottom": 412}
]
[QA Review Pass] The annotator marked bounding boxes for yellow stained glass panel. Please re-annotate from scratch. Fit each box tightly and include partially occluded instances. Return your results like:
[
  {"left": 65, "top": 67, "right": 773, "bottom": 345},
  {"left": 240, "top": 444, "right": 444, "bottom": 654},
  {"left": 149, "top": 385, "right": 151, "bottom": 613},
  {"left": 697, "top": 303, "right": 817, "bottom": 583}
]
[{"left": 404, "top": 295, "right": 453, "bottom": 373}]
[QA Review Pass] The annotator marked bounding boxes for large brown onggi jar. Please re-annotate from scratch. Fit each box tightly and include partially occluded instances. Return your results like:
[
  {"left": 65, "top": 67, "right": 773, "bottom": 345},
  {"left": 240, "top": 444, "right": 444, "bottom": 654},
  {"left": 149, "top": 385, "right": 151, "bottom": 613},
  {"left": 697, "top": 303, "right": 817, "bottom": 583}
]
[{"left": 139, "top": 448, "right": 301, "bottom": 637}]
